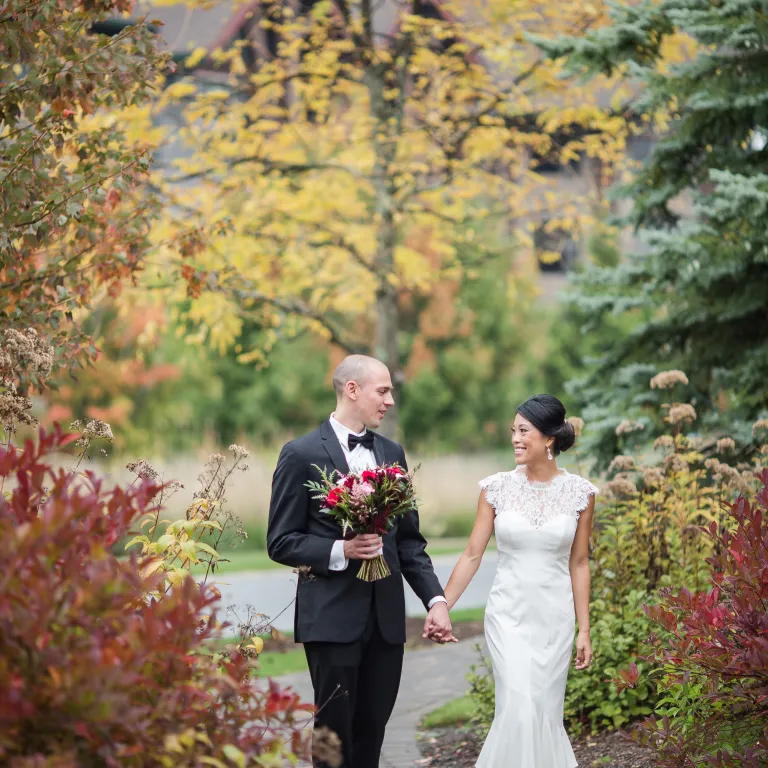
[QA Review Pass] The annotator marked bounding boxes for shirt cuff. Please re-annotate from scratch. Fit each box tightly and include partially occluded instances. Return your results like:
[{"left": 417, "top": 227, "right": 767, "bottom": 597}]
[
  {"left": 329, "top": 539, "right": 349, "bottom": 571},
  {"left": 427, "top": 596, "right": 448, "bottom": 609}
]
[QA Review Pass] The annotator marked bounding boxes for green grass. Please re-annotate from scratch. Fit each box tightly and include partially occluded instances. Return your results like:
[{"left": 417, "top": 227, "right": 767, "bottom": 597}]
[
  {"left": 209, "top": 632, "right": 308, "bottom": 677},
  {"left": 190, "top": 548, "right": 278, "bottom": 574},
  {"left": 256, "top": 646, "right": 308, "bottom": 677},
  {"left": 118, "top": 542, "right": 492, "bottom": 576},
  {"left": 442, "top": 606, "right": 485, "bottom": 623},
  {"left": 420, "top": 695, "right": 477, "bottom": 728}
]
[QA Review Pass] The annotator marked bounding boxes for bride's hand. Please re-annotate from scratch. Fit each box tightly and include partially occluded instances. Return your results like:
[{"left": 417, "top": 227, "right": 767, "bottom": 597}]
[
  {"left": 574, "top": 631, "right": 592, "bottom": 670},
  {"left": 422, "top": 603, "right": 458, "bottom": 644}
]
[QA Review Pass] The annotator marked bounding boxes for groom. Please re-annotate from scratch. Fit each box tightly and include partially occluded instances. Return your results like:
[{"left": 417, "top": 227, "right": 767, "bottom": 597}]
[{"left": 267, "top": 354, "right": 453, "bottom": 768}]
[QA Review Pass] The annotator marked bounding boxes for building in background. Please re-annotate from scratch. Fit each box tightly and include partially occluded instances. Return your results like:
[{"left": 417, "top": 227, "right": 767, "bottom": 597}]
[{"left": 110, "top": 1, "right": 655, "bottom": 297}]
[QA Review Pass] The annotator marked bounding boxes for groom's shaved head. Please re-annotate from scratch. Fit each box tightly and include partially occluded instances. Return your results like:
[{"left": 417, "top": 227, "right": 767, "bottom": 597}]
[
  {"left": 332, "top": 355, "right": 394, "bottom": 429},
  {"left": 332, "top": 355, "right": 385, "bottom": 399}
]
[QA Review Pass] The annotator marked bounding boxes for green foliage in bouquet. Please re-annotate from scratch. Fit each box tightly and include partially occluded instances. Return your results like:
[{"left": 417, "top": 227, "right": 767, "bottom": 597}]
[{"left": 307, "top": 464, "right": 417, "bottom": 580}]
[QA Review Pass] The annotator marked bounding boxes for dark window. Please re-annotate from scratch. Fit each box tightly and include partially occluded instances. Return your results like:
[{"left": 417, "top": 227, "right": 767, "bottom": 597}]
[{"left": 535, "top": 224, "right": 578, "bottom": 273}]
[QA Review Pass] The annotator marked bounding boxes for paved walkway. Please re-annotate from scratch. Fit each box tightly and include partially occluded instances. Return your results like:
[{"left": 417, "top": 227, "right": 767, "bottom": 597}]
[
  {"left": 218, "top": 553, "right": 497, "bottom": 765},
  {"left": 275, "top": 637, "right": 487, "bottom": 768}
]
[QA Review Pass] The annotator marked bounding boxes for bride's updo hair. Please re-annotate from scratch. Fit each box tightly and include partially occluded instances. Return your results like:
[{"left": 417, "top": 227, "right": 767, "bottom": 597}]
[{"left": 516, "top": 394, "right": 576, "bottom": 456}]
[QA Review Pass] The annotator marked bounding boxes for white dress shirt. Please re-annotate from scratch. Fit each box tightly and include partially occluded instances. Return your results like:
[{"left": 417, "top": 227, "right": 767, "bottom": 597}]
[{"left": 326, "top": 414, "right": 447, "bottom": 610}]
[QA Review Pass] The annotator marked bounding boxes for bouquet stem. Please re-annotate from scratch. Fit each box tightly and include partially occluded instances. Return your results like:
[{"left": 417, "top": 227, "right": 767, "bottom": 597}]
[{"left": 358, "top": 554, "right": 391, "bottom": 582}]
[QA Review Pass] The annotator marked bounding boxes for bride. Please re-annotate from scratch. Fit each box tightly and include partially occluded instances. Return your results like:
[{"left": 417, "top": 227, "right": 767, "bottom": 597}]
[{"left": 426, "top": 394, "right": 598, "bottom": 768}]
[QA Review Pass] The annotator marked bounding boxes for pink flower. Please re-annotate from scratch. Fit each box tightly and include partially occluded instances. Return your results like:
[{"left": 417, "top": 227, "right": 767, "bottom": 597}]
[{"left": 350, "top": 481, "right": 375, "bottom": 500}]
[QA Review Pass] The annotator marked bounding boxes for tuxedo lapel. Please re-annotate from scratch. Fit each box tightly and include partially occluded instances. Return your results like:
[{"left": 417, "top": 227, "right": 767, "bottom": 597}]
[
  {"left": 319, "top": 419, "right": 350, "bottom": 476},
  {"left": 372, "top": 433, "right": 386, "bottom": 467}
]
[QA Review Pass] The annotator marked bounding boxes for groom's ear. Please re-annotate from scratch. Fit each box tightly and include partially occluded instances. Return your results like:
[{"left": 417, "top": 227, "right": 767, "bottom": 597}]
[{"left": 345, "top": 380, "right": 358, "bottom": 401}]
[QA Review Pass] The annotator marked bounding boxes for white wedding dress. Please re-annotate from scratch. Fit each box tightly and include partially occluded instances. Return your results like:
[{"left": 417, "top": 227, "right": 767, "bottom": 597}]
[{"left": 476, "top": 467, "right": 599, "bottom": 768}]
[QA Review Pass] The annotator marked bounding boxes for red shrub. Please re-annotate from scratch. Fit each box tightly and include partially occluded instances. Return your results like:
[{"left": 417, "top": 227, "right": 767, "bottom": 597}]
[
  {"left": 616, "top": 469, "right": 768, "bottom": 767},
  {"left": 0, "top": 427, "right": 311, "bottom": 766}
]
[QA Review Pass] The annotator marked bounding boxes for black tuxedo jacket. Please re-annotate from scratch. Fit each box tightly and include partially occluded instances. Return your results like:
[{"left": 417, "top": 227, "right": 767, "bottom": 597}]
[{"left": 266, "top": 419, "right": 444, "bottom": 644}]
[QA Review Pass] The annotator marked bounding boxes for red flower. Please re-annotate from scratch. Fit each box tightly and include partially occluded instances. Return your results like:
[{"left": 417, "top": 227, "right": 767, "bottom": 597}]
[
  {"left": 373, "top": 506, "right": 391, "bottom": 534},
  {"left": 386, "top": 466, "right": 406, "bottom": 478},
  {"left": 361, "top": 470, "right": 378, "bottom": 483},
  {"left": 343, "top": 475, "right": 355, "bottom": 489},
  {"left": 325, "top": 489, "right": 342, "bottom": 508}
]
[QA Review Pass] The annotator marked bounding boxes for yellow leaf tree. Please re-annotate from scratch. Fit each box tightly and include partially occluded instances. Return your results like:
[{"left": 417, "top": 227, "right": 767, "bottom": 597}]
[{"left": 150, "top": 0, "right": 634, "bottom": 436}]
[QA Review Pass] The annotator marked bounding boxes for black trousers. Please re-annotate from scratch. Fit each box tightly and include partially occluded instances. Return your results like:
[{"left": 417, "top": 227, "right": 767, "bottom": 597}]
[{"left": 303, "top": 601, "right": 404, "bottom": 768}]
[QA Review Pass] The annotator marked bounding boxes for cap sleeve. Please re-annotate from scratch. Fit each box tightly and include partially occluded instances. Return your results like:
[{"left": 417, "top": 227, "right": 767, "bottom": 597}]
[
  {"left": 574, "top": 475, "right": 599, "bottom": 514},
  {"left": 479, "top": 472, "right": 504, "bottom": 515}
]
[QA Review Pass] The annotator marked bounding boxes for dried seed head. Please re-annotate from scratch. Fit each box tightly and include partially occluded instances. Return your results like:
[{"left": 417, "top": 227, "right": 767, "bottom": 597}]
[
  {"left": 615, "top": 420, "right": 644, "bottom": 436},
  {"left": 604, "top": 475, "right": 637, "bottom": 498},
  {"left": 608, "top": 455, "right": 636, "bottom": 473},
  {"left": 666, "top": 404, "right": 697, "bottom": 425},
  {"left": 650, "top": 370, "right": 689, "bottom": 390},
  {"left": 126, "top": 459, "right": 159, "bottom": 482},
  {"left": 663, "top": 454, "right": 687, "bottom": 474},
  {"left": 312, "top": 726, "right": 343, "bottom": 768},
  {"left": 0, "top": 328, "right": 54, "bottom": 380},
  {"left": 0, "top": 390, "right": 37, "bottom": 433},
  {"left": 642, "top": 467, "right": 664, "bottom": 488},
  {"left": 716, "top": 437, "right": 736, "bottom": 454},
  {"left": 229, "top": 444, "right": 250, "bottom": 460},
  {"left": 82, "top": 419, "right": 114, "bottom": 442}
]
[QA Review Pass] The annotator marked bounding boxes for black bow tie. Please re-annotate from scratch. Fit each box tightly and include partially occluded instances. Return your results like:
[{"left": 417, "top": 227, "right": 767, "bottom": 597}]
[{"left": 348, "top": 431, "right": 375, "bottom": 452}]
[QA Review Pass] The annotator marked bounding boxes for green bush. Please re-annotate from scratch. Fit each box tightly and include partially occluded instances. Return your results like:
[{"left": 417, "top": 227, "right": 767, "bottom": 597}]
[
  {"left": 467, "top": 593, "right": 657, "bottom": 739},
  {"left": 563, "top": 592, "right": 656, "bottom": 736},
  {"left": 616, "top": 470, "right": 768, "bottom": 767},
  {"left": 466, "top": 648, "right": 495, "bottom": 738}
]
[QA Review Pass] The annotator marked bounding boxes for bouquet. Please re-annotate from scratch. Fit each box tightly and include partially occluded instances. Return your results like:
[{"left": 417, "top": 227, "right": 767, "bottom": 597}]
[{"left": 306, "top": 463, "right": 417, "bottom": 581}]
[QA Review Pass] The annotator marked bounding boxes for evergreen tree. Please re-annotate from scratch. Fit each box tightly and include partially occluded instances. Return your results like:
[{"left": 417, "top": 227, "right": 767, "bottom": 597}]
[{"left": 540, "top": 0, "right": 768, "bottom": 466}]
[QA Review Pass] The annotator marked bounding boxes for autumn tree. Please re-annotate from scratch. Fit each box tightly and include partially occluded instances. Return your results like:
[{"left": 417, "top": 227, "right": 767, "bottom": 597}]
[
  {"left": 0, "top": 0, "right": 170, "bottom": 386},
  {"left": 151, "top": 0, "right": 632, "bottom": 437}
]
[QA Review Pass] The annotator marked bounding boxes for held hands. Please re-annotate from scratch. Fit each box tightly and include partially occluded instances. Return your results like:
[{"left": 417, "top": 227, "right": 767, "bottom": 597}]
[
  {"left": 343, "top": 534, "right": 383, "bottom": 561},
  {"left": 574, "top": 631, "right": 593, "bottom": 670},
  {"left": 422, "top": 602, "right": 458, "bottom": 644}
]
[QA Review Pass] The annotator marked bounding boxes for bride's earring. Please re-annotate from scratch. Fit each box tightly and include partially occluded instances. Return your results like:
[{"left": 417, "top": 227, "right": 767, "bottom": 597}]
[{"left": 547, "top": 445, "right": 553, "bottom": 461}]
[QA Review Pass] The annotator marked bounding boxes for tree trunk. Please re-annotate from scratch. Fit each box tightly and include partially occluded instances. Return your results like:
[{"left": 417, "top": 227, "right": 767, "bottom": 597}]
[
  {"left": 374, "top": 263, "right": 400, "bottom": 441},
  {"left": 368, "top": 58, "right": 401, "bottom": 441}
]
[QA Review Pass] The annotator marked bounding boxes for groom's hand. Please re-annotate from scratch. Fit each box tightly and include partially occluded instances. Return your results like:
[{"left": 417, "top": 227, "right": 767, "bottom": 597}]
[
  {"left": 422, "top": 602, "right": 458, "bottom": 644},
  {"left": 343, "top": 534, "right": 383, "bottom": 561}
]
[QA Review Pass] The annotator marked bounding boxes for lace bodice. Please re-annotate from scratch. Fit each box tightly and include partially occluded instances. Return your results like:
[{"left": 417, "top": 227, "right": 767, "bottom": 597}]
[{"left": 479, "top": 468, "right": 598, "bottom": 529}]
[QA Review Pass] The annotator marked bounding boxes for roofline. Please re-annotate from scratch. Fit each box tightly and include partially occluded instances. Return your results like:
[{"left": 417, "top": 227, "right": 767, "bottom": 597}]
[
  {"left": 385, "top": 0, "right": 483, "bottom": 67},
  {"left": 210, "top": 0, "right": 262, "bottom": 52}
]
